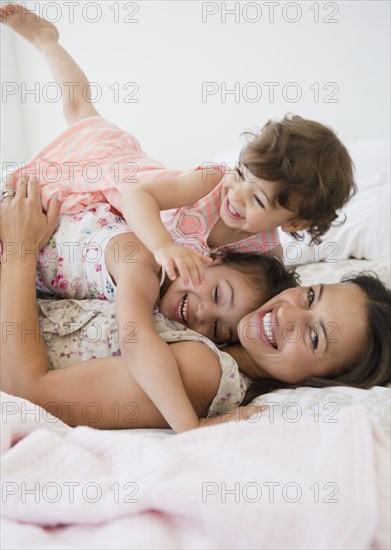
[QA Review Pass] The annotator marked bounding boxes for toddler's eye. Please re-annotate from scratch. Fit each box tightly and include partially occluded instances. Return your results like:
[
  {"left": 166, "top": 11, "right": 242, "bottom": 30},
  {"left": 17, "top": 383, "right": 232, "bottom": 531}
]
[
  {"left": 254, "top": 195, "right": 265, "bottom": 209},
  {"left": 235, "top": 168, "right": 244, "bottom": 180}
]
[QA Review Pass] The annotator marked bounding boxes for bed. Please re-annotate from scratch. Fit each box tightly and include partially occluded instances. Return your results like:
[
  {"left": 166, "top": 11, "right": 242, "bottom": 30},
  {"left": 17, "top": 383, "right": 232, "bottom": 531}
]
[{"left": 1, "top": 140, "right": 390, "bottom": 549}]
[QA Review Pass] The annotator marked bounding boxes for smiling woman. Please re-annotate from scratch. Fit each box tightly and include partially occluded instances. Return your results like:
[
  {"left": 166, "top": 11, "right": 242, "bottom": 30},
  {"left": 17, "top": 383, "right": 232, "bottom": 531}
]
[{"left": 235, "top": 276, "right": 391, "bottom": 406}]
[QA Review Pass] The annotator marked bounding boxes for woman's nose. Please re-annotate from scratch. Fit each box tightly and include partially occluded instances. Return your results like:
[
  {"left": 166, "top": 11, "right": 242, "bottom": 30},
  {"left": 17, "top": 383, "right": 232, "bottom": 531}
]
[{"left": 277, "top": 303, "right": 307, "bottom": 336}]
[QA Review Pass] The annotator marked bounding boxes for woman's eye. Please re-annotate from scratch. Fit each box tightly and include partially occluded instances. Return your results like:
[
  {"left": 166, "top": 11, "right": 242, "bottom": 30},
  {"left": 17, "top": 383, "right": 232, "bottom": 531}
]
[
  {"left": 214, "top": 286, "right": 219, "bottom": 304},
  {"left": 254, "top": 195, "right": 265, "bottom": 209},
  {"left": 235, "top": 168, "right": 244, "bottom": 180},
  {"left": 308, "top": 286, "right": 315, "bottom": 306},
  {"left": 310, "top": 326, "right": 319, "bottom": 350}
]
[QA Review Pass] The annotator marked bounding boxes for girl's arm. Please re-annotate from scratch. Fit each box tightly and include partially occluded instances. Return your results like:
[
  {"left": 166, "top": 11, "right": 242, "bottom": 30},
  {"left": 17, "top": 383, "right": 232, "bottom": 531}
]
[
  {"left": 121, "top": 167, "right": 223, "bottom": 285},
  {"left": 114, "top": 255, "right": 208, "bottom": 433}
]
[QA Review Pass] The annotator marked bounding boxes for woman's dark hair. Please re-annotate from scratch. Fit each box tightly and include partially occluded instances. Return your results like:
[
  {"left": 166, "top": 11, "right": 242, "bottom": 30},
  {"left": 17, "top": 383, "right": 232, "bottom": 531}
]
[{"left": 241, "top": 273, "right": 391, "bottom": 405}]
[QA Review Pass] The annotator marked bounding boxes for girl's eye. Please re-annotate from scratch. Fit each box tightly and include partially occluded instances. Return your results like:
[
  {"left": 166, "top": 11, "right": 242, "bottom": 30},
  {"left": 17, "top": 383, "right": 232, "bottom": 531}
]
[
  {"left": 308, "top": 287, "right": 315, "bottom": 306},
  {"left": 213, "top": 286, "right": 219, "bottom": 304},
  {"left": 310, "top": 326, "right": 319, "bottom": 350},
  {"left": 254, "top": 195, "right": 265, "bottom": 209}
]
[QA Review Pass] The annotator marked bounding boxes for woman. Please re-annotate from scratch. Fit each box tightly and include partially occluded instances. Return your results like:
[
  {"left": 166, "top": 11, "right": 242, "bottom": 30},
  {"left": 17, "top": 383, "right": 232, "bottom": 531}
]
[{"left": 1, "top": 181, "right": 390, "bottom": 432}]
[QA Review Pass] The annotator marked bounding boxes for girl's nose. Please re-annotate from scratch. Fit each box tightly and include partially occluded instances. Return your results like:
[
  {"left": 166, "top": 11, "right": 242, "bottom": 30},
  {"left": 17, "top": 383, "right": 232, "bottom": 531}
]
[{"left": 196, "top": 300, "right": 215, "bottom": 324}]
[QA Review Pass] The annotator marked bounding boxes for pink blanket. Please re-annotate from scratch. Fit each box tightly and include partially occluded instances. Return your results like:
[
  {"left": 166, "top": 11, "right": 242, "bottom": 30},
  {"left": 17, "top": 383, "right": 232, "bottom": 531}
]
[{"left": 1, "top": 391, "right": 389, "bottom": 549}]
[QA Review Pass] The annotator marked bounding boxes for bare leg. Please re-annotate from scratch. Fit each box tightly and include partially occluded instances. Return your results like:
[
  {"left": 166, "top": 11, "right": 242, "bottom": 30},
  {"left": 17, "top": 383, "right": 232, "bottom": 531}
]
[{"left": 0, "top": 3, "right": 100, "bottom": 125}]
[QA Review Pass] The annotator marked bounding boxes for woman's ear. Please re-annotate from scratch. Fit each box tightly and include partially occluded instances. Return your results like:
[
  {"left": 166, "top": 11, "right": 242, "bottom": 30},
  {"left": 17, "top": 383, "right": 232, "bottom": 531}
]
[{"left": 280, "top": 219, "right": 310, "bottom": 233}]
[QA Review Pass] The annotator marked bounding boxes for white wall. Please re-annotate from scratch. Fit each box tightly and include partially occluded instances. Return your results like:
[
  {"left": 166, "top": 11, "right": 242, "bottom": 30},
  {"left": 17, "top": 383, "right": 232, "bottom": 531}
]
[{"left": 1, "top": 0, "right": 390, "bottom": 171}]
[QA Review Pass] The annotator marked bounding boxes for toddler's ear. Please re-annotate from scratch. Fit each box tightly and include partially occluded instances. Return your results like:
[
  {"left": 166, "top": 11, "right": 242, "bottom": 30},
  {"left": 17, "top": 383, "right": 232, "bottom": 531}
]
[{"left": 280, "top": 219, "right": 310, "bottom": 233}]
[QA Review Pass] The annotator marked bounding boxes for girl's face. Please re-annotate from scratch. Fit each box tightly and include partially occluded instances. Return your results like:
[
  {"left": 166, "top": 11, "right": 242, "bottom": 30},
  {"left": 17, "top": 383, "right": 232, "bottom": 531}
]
[
  {"left": 159, "top": 263, "right": 263, "bottom": 345},
  {"left": 220, "top": 164, "right": 305, "bottom": 235},
  {"left": 237, "top": 283, "right": 368, "bottom": 382}
]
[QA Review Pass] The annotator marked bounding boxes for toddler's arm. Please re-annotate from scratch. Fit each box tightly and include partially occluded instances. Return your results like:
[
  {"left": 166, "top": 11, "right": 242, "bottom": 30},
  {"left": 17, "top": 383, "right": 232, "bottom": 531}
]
[{"left": 121, "top": 167, "right": 223, "bottom": 285}]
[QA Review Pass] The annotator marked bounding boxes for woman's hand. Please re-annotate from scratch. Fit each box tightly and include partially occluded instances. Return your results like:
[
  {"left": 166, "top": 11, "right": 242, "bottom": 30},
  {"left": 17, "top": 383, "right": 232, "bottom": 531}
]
[{"left": 0, "top": 174, "right": 62, "bottom": 258}]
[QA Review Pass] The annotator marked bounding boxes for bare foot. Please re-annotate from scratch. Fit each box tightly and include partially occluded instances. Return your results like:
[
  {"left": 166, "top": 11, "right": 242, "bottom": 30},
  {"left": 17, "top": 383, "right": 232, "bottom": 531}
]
[{"left": 0, "top": 3, "right": 59, "bottom": 48}]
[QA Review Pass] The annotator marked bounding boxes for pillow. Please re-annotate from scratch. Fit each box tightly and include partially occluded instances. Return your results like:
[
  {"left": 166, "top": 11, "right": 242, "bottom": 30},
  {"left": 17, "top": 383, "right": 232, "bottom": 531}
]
[{"left": 215, "top": 139, "right": 390, "bottom": 264}]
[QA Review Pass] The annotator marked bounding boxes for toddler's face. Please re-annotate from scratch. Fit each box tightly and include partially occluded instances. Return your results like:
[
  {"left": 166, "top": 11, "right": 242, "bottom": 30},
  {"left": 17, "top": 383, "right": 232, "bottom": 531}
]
[{"left": 220, "top": 163, "right": 304, "bottom": 235}]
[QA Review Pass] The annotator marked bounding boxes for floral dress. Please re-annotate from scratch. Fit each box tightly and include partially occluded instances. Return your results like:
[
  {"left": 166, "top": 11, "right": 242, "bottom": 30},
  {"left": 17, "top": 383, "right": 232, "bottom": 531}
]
[
  {"left": 37, "top": 203, "right": 132, "bottom": 300},
  {"left": 38, "top": 299, "right": 252, "bottom": 418}
]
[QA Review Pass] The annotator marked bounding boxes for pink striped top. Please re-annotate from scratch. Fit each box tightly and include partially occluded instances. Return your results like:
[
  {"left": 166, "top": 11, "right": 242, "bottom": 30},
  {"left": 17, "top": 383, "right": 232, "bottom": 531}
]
[
  {"left": 161, "top": 182, "right": 279, "bottom": 256},
  {"left": 11, "top": 116, "right": 279, "bottom": 255}
]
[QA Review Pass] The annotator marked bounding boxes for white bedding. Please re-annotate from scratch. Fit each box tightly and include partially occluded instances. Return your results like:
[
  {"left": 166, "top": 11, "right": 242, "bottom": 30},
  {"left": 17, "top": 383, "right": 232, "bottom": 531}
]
[{"left": 1, "top": 258, "right": 390, "bottom": 549}]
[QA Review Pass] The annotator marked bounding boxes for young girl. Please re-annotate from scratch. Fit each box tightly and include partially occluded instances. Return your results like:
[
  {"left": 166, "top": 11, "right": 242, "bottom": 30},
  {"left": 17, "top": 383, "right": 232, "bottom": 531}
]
[{"left": 1, "top": 3, "right": 356, "bottom": 285}]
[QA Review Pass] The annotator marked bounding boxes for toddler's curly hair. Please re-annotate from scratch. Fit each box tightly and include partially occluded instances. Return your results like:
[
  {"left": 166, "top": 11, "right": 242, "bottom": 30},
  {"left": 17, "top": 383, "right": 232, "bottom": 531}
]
[{"left": 240, "top": 114, "right": 357, "bottom": 243}]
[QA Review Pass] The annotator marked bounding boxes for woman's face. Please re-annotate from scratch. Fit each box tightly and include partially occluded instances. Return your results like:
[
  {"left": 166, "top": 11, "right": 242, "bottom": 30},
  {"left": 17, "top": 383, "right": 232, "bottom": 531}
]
[
  {"left": 159, "top": 263, "right": 262, "bottom": 344},
  {"left": 238, "top": 283, "right": 368, "bottom": 382}
]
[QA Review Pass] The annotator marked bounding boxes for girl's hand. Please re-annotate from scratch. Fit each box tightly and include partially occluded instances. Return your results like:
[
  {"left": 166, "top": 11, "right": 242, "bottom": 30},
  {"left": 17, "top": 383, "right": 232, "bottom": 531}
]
[
  {"left": 197, "top": 404, "right": 268, "bottom": 429},
  {"left": 154, "top": 243, "right": 213, "bottom": 286},
  {"left": 0, "top": 174, "right": 62, "bottom": 255}
]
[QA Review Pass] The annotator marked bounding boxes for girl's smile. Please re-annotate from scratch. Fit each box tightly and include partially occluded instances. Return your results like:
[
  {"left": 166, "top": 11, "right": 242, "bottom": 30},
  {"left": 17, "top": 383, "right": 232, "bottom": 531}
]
[{"left": 159, "top": 263, "right": 264, "bottom": 344}]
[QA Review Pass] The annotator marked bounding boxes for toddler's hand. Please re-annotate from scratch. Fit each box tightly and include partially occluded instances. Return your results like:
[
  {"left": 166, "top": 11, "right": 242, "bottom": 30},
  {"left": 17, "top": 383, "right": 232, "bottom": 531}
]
[{"left": 154, "top": 243, "right": 212, "bottom": 286}]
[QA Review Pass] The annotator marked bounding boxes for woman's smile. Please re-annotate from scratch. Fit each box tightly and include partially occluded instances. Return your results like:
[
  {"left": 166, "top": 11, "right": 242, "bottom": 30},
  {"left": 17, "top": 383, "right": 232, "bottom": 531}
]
[{"left": 243, "top": 307, "right": 278, "bottom": 350}]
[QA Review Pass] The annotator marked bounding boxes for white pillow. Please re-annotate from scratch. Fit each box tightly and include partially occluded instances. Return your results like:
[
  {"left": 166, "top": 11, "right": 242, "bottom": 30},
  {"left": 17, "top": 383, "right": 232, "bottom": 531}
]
[{"left": 215, "top": 139, "right": 390, "bottom": 264}]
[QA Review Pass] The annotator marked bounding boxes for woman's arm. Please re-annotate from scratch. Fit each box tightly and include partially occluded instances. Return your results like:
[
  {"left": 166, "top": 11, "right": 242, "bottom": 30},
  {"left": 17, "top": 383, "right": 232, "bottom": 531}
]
[
  {"left": 121, "top": 168, "right": 221, "bottom": 284},
  {"left": 0, "top": 176, "right": 62, "bottom": 393}
]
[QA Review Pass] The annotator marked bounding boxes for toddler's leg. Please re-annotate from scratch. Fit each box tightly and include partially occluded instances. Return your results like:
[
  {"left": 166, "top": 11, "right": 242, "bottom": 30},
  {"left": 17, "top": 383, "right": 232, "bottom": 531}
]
[{"left": 1, "top": 3, "right": 100, "bottom": 125}]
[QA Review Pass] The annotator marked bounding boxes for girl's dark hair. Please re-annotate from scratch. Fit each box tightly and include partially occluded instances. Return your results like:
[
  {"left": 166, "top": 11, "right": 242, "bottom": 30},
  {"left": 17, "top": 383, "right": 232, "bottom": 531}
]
[
  {"left": 216, "top": 250, "right": 299, "bottom": 308},
  {"left": 241, "top": 273, "right": 391, "bottom": 405},
  {"left": 160, "top": 251, "right": 299, "bottom": 336},
  {"left": 239, "top": 114, "right": 357, "bottom": 244}
]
